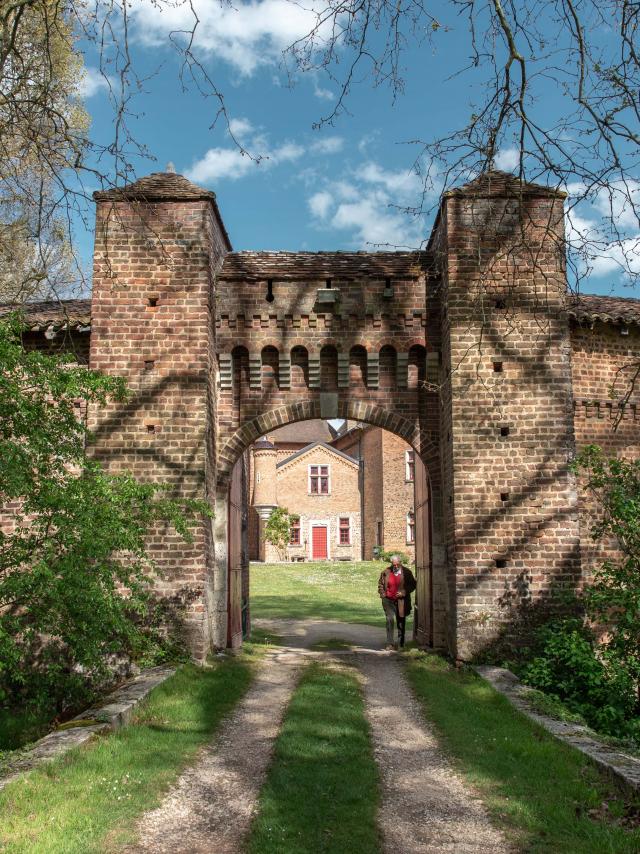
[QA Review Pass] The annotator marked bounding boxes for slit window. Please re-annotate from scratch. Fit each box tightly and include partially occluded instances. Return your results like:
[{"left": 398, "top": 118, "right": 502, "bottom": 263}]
[
  {"left": 405, "top": 450, "right": 415, "bottom": 482},
  {"left": 339, "top": 517, "right": 351, "bottom": 545},
  {"left": 309, "top": 464, "right": 330, "bottom": 495},
  {"left": 406, "top": 511, "right": 415, "bottom": 545},
  {"left": 290, "top": 517, "right": 301, "bottom": 545}
]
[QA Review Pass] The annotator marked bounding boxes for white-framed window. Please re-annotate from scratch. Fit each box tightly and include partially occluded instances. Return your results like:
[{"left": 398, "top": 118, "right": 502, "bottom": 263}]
[
  {"left": 405, "top": 450, "right": 415, "bottom": 482},
  {"left": 406, "top": 511, "right": 415, "bottom": 544},
  {"left": 309, "top": 464, "right": 330, "bottom": 494},
  {"left": 338, "top": 516, "right": 351, "bottom": 545}
]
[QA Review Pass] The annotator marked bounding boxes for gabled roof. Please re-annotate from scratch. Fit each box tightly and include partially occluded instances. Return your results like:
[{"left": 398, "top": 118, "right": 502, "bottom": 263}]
[
  {"left": 276, "top": 442, "right": 361, "bottom": 470},
  {"left": 269, "top": 419, "right": 338, "bottom": 444}
]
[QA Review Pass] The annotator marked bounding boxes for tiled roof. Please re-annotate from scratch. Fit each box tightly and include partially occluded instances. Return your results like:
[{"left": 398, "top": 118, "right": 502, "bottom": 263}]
[
  {"left": 444, "top": 170, "right": 566, "bottom": 199},
  {"left": 218, "top": 251, "right": 430, "bottom": 280},
  {"left": 93, "top": 172, "right": 232, "bottom": 250},
  {"left": 568, "top": 294, "right": 640, "bottom": 326},
  {"left": 0, "top": 298, "right": 91, "bottom": 330},
  {"left": 277, "top": 442, "right": 361, "bottom": 470},
  {"left": 268, "top": 419, "right": 337, "bottom": 444},
  {"left": 93, "top": 172, "right": 216, "bottom": 202}
]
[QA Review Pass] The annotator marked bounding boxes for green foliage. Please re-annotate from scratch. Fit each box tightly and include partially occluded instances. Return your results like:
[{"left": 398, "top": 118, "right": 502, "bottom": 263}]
[
  {"left": 0, "top": 314, "right": 207, "bottom": 722},
  {"left": 521, "top": 617, "right": 639, "bottom": 740},
  {"left": 263, "top": 507, "right": 297, "bottom": 561},
  {"left": 502, "top": 445, "right": 640, "bottom": 743},
  {"left": 573, "top": 445, "right": 640, "bottom": 691},
  {"left": 375, "top": 547, "right": 412, "bottom": 566}
]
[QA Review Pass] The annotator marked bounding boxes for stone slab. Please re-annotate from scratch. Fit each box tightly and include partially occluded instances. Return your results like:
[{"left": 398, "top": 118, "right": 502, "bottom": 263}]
[
  {"left": 0, "top": 665, "right": 176, "bottom": 791},
  {"left": 474, "top": 665, "right": 640, "bottom": 794}
]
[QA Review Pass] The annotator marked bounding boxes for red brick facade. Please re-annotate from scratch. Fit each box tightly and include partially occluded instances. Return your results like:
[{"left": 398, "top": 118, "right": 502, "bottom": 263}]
[{"left": 7, "top": 168, "right": 640, "bottom": 660}]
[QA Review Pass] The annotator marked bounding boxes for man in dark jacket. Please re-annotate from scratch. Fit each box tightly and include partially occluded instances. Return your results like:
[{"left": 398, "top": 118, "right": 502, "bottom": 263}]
[{"left": 378, "top": 555, "right": 417, "bottom": 649}]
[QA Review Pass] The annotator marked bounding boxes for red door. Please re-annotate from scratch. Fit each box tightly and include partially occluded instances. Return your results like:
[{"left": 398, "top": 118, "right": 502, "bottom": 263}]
[{"left": 311, "top": 525, "right": 328, "bottom": 560}]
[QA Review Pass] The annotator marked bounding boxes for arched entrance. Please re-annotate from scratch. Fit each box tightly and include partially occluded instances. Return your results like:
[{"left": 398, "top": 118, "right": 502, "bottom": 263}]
[{"left": 213, "top": 404, "right": 444, "bottom": 652}]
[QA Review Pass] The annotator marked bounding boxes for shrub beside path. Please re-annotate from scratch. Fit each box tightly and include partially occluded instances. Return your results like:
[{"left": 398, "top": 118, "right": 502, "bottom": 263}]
[{"left": 127, "top": 619, "right": 510, "bottom": 853}]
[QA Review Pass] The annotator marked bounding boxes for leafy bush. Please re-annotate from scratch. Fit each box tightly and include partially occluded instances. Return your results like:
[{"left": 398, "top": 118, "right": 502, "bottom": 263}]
[
  {"left": 264, "top": 507, "right": 298, "bottom": 560},
  {"left": 521, "top": 617, "right": 639, "bottom": 739},
  {"left": 0, "top": 314, "right": 206, "bottom": 717},
  {"left": 375, "top": 548, "right": 412, "bottom": 566}
]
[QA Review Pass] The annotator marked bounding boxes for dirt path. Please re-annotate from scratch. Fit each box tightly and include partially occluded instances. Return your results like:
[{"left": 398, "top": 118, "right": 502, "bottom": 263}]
[
  {"left": 127, "top": 647, "right": 303, "bottom": 854},
  {"left": 127, "top": 619, "right": 510, "bottom": 853},
  {"left": 358, "top": 651, "right": 511, "bottom": 854}
]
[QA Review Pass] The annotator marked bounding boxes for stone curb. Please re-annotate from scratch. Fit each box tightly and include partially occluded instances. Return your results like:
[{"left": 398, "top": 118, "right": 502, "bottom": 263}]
[
  {"left": 0, "top": 665, "right": 176, "bottom": 791},
  {"left": 474, "top": 665, "right": 640, "bottom": 795}
]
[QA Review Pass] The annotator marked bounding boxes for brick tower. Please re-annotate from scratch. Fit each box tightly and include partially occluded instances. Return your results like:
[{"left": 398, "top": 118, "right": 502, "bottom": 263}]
[
  {"left": 251, "top": 437, "right": 278, "bottom": 560},
  {"left": 431, "top": 171, "right": 580, "bottom": 658},
  {"left": 89, "top": 171, "right": 230, "bottom": 659}
]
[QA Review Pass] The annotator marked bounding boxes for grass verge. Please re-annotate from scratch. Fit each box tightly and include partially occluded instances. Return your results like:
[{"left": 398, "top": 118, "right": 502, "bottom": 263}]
[
  {"left": 405, "top": 651, "right": 640, "bottom": 853},
  {"left": 251, "top": 560, "right": 407, "bottom": 630},
  {"left": 248, "top": 661, "right": 381, "bottom": 854},
  {"left": 0, "top": 641, "right": 266, "bottom": 854}
]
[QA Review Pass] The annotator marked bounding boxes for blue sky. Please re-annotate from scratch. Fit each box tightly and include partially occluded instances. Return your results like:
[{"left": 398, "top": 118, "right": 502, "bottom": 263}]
[{"left": 76, "top": 0, "right": 637, "bottom": 298}]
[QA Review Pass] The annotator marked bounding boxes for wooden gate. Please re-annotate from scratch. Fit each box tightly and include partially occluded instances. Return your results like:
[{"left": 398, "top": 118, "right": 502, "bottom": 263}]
[
  {"left": 227, "top": 457, "right": 244, "bottom": 648},
  {"left": 413, "top": 453, "right": 432, "bottom": 645}
]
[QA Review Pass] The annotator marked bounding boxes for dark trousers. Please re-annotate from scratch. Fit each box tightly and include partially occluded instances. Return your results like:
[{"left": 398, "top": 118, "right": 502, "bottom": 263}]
[{"left": 382, "top": 596, "right": 406, "bottom": 646}]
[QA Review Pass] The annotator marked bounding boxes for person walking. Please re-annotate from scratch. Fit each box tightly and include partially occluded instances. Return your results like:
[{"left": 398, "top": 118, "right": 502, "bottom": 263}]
[{"left": 378, "top": 555, "right": 417, "bottom": 649}]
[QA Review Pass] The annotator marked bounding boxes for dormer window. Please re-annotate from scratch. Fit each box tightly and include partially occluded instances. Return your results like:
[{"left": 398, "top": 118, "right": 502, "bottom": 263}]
[{"left": 309, "top": 464, "right": 330, "bottom": 494}]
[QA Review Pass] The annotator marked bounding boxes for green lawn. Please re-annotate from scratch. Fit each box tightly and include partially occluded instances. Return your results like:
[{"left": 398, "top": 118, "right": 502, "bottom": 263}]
[
  {"left": 0, "top": 642, "right": 268, "bottom": 854},
  {"left": 250, "top": 560, "right": 407, "bottom": 629},
  {"left": 248, "top": 661, "right": 381, "bottom": 854},
  {"left": 405, "top": 651, "right": 640, "bottom": 853}
]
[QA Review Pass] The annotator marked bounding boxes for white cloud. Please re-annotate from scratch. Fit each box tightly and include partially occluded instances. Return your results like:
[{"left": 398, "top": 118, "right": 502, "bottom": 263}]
[
  {"left": 313, "top": 84, "right": 334, "bottom": 100},
  {"left": 310, "top": 136, "right": 344, "bottom": 155},
  {"left": 78, "top": 67, "right": 111, "bottom": 98},
  {"left": 228, "top": 118, "right": 254, "bottom": 141},
  {"left": 309, "top": 191, "right": 333, "bottom": 219},
  {"left": 186, "top": 137, "right": 304, "bottom": 183},
  {"left": 493, "top": 147, "right": 520, "bottom": 172},
  {"left": 130, "top": 0, "right": 327, "bottom": 77},
  {"left": 357, "top": 162, "right": 422, "bottom": 195},
  {"left": 307, "top": 160, "right": 430, "bottom": 248}
]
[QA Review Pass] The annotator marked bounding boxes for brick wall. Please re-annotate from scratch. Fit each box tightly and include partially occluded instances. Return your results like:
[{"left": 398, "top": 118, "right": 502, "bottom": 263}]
[{"left": 570, "top": 318, "right": 640, "bottom": 577}]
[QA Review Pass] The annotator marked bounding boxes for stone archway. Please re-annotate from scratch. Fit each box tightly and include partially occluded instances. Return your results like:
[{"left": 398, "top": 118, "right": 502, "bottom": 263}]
[{"left": 211, "top": 404, "right": 445, "bottom": 652}]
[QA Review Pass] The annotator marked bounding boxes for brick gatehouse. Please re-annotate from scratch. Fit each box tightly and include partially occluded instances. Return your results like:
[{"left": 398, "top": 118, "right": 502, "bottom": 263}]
[{"left": 15, "top": 169, "right": 640, "bottom": 660}]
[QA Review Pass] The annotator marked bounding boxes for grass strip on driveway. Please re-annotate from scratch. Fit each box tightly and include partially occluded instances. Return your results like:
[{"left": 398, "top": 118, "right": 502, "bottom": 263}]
[
  {"left": 0, "top": 642, "right": 266, "bottom": 854},
  {"left": 406, "top": 651, "right": 640, "bottom": 854},
  {"left": 251, "top": 560, "right": 408, "bottom": 630},
  {"left": 248, "top": 661, "right": 381, "bottom": 854}
]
